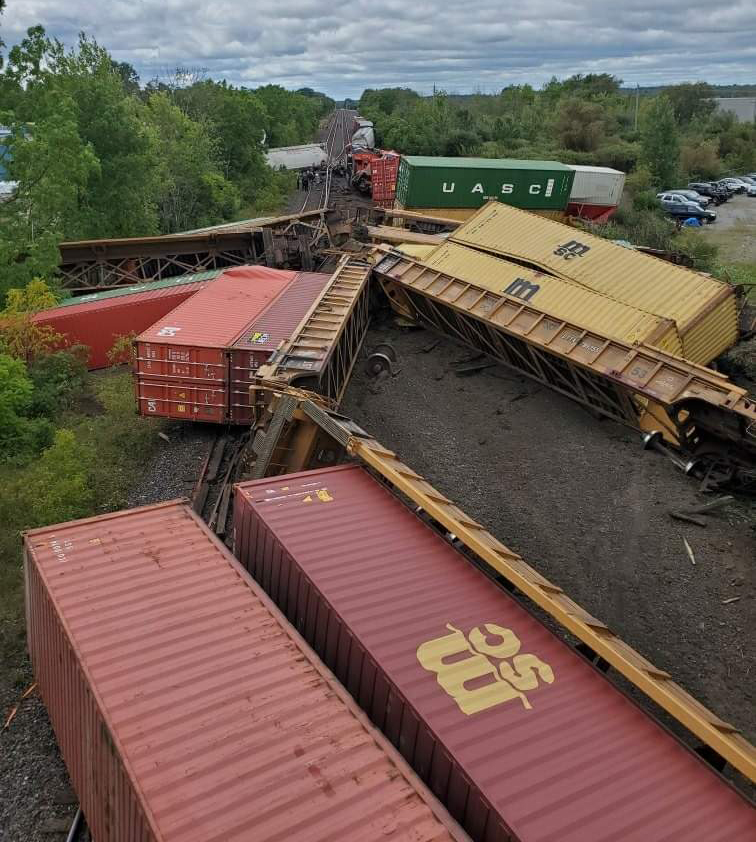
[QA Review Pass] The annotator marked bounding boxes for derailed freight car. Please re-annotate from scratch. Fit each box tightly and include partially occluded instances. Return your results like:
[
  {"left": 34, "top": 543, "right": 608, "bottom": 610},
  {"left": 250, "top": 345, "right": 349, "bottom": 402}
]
[
  {"left": 233, "top": 465, "right": 756, "bottom": 842},
  {"left": 32, "top": 270, "right": 221, "bottom": 369},
  {"left": 133, "top": 266, "right": 329, "bottom": 423},
  {"left": 449, "top": 201, "right": 739, "bottom": 364},
  {"left": 24, "top": 501, "right": 469, "bottom": 842}
]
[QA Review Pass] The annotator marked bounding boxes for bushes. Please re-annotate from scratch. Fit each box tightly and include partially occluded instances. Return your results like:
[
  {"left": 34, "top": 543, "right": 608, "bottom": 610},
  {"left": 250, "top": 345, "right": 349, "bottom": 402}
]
[{"left": 0, "top": 353, "right": 53, "bottom": 462}]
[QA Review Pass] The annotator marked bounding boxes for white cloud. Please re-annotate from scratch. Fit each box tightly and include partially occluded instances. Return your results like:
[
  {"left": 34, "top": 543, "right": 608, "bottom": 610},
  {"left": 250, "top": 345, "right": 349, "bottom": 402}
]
[{"left": 3, "top": 0, "right": 755, "bottom": 95}]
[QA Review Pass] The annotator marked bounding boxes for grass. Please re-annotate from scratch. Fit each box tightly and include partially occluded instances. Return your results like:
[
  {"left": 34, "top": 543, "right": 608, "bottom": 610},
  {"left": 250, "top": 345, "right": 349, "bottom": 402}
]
[{"left": 0, "top": 369, "right": 165, "bottom": 680}]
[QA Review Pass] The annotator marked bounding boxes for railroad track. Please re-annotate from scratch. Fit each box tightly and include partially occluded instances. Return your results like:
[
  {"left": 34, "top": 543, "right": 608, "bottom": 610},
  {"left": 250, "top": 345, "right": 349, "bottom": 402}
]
[
  {"left": 192, "top": 428, "right": 250, "bottom": 538},
  {"left": 299, "top": 108, "right": 354, "bottom": 213}
]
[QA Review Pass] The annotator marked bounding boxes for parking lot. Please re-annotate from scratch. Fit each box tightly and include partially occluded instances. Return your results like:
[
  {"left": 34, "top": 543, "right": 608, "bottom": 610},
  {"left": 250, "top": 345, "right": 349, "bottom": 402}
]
[{"left": 700, "top": 194, "right": 756, "bottom": 263}]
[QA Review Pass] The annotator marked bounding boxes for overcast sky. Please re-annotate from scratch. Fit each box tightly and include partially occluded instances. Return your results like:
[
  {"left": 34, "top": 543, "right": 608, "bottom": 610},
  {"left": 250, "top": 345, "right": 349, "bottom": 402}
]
[{"left": 3, "top": 1, "right": 755, "bottom": 96}]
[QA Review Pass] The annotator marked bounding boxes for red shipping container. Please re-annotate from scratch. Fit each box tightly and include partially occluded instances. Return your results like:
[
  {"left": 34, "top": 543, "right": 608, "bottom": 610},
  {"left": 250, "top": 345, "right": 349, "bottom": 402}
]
[
  {"left": 31, "top": 271, "right": 219, "bottom": 369},
  {"left": 234, "top": 465, "right": 756, "bottom": 842},
  {"left": 24, "top": 500, "right": 468, "bottom": 842},
  {"left": 371, "top": 154, "right": 400, "bottom": 207},
  {"left": 229, "top": 271, "right": 330, "bottom": 423},
  {"left": 134, "top": 266, "right": 297, "bottom": 423}
]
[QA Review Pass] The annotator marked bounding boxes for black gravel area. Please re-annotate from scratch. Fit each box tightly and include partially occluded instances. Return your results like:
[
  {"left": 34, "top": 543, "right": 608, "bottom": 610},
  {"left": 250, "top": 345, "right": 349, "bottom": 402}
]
[
  {"left": 126, "top": 421, "right": 217, "bottom": 508},
  {"left": 0, "top": 667, "right": 77, "bottom": 842}
]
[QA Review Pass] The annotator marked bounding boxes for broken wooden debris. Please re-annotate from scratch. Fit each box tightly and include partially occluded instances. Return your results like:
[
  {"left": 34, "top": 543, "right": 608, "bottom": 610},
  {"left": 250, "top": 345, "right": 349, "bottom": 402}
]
[{"left": 669, "top": 511, "right": 707, "bottom": 527}]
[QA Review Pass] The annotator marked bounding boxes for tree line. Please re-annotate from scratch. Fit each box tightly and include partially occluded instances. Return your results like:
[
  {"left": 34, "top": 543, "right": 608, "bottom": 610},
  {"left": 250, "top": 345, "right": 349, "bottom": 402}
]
[
  {"left": 359, "top": 76, "right": 755, "bottom": 189},
  {"left": 0, "top": 24, "right": 333, "bottom": 303},
  {"left": 358, "top": 77, "right": 756, "bottom": 269}
]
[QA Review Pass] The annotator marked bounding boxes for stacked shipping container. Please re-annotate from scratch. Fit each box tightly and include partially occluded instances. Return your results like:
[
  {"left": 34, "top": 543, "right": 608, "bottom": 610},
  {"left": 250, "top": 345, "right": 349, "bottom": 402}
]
[
  {"left": 395, "top": 157, "right": 574, "bottom": 211},
  {"left": 448, "top": 202, "right": 739, "bottom": 364},
  {"left": 234, "top": 465, "right": 756, "bottom": 842},
  {"left": 134, "top": 266, "right": 295, "bottom": 422},
  {"left": 31, "top": 270, "right": 221, "bottom": 369},
  {"left": 24, "top": 501, "right": 467, "bottom": 842},
  {"left": 133, "top": 266, "right": 330, "bottom": 423},
  {"left": 418, "top": 241, "right": 683, "bottom": 355},
  {"left": 566, "top": 164, "right": 625, "bottom": 221},
  {"left": 228, "top": 271, "right": 330, "bottom": 422},
  {"left": 371, "top": 153, "right": 400, "bottom": 207}
]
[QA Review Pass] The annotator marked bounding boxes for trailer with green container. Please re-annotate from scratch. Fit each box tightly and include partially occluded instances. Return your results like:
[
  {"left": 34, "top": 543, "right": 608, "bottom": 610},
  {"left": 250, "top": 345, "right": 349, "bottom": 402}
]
[{"left": 395, "top": 156, "right": 575, "bottom": 210}]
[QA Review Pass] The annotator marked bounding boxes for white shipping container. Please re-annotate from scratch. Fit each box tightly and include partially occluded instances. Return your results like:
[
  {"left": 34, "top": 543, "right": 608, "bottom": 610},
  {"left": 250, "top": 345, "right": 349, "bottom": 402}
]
[{"left": 568, "top": 165, "right": 625, "bottom": 207}]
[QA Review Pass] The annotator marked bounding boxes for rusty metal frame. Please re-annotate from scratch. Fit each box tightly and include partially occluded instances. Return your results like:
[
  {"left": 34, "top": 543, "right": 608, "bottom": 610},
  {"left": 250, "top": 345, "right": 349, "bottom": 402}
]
[
  {"left": 373, "top": 252, "right": 756, "bottom": 468},
  {"left": 57, "top": 209, "right": 332, "bottom": 291},
  {"left": 256, "top": 257, "right": 372, "bottom": 405}
]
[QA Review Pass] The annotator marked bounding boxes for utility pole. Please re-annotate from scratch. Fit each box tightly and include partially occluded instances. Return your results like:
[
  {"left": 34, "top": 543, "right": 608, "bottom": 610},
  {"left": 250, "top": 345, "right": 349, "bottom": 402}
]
[{"left": 634, "top": 84, "right": 640, "bottom": 131}]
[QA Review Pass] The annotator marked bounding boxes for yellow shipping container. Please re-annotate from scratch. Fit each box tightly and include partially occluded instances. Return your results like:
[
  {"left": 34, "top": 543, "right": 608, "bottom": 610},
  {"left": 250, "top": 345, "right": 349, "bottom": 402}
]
[
  {"left": 449, "top": 202, "right": 738, "bottom": 364},
  {"left": 396, "top": 243, "right": 439, "bottom": 260},
  {"left": 420, "top": 241, "right": 683, "bottom": 354}
]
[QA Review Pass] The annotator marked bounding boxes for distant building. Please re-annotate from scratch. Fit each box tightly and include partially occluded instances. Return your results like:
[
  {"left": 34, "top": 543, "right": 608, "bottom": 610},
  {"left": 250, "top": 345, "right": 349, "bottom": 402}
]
[{"left": 713, "top": 97, "right": 756, "bottom": 123}]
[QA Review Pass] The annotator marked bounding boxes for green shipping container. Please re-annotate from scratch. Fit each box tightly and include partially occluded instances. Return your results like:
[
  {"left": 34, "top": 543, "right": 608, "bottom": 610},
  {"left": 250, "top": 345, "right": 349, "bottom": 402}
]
[{"left": 395, "top": 156, "right": 574, "bottom": 210}]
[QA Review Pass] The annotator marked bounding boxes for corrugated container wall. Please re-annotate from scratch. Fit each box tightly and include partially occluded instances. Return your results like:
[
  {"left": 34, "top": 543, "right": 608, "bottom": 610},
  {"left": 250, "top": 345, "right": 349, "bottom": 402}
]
[
  {"left": 419, "top": 241, "right": 683, "bottom": 354},
  {"left": 133, "top": 266, "right": 296, "bottom": 422},
  {"left": 229, "top": 271, "right": 330, "bottom": 422},
  {"left": 450, "top": 202, "right": 739, "bottom": 363},
  {"left": 31, "top": 270, "right": 221, "bottom": 369},
  {"left": 233, "top": 466, "right": 756, "bottom": 842},
  {"left": 24, "top": 501, "right": 468, "bottom": 842},
  {"left": 566, "top": 165, "right": 625, "bottom": 221},
  {"left": 395, "top": 157, "right": 574, "bottom": 210}
]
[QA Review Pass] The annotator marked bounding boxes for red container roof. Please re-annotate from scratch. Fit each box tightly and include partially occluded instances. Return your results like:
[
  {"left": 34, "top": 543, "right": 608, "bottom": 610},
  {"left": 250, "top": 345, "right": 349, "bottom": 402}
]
[
  {"left": 24, "top": 501, "right": 467, "bottom": 842},
  {"left": 136, "top": 266, "right": 297, "bottom": 348},
  {"left": 232, "top": 271, "right": 330, "bottom": 352},
  {"left": 235, "top": 465, "right": 756, "bottom": 842}
]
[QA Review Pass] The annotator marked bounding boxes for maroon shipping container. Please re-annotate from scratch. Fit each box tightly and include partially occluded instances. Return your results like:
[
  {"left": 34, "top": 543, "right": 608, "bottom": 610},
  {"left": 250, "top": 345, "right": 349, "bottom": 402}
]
[
  {"left": 31, "top": 272, "right": 218, "bottom": 369},
  {"left": 134, "top": 266, "right": 297, "bottom": 422},
  {"left": 372, "top": 154, "right": 400, "bottom": 208},
  {"left": 234, "top": 465, "right": 756, "bottom": 842},
  {"left": 228, "top": 271, "right": 330, "bottom": 423},
  {"left": 24, "top": 500, "right": 469, "bottom": 842}
]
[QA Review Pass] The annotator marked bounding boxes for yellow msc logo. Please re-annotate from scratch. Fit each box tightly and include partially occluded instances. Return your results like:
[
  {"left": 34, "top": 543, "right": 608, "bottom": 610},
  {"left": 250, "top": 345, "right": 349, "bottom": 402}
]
[{"left": 416, "top": 622, "right": 554, "bottom": 714}]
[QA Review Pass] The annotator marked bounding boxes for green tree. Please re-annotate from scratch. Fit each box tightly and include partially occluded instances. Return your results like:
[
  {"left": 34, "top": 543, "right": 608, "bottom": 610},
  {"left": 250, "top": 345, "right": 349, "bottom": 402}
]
[
  {"left": 18, "top": 429, "right": 94, "bottom": 524},
  {"left": 146, "top": 93, "right": 239, "bottom": 232},
  {"left": 0, "top": 96, "right": 99, "bottom": 300},
  {"left": 111, "top": 60, "right": 140, "bottom": 96},
  {"left": 0, "top": 352, "right": 52, "bottom": 461},
  {"left": 640, "top": 96, "right": 679, "bottom": 188},
  {"left": 556, "top": 98, "right": 606, "bottom": 151},
  {"left": 665, "top": 82, "right": 715, "bottom": 125}
]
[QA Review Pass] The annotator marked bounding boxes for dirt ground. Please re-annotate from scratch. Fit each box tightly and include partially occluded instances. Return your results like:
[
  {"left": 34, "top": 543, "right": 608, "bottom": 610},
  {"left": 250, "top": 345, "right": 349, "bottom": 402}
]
[
  {"left": 341, "top": 323, "right": 755, "bottom": 763},
  {"left": 700, "top": 194, "right": 756, "bottom": 263}
]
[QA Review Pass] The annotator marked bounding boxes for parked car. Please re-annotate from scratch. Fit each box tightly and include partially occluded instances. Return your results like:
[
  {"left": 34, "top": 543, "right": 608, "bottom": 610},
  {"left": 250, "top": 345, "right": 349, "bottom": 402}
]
[
  {"left": 658, "top": 192, "right": 717, "bottom": 222},
  {"left": 661, "top": 189, "right": 711, "bottom": 207},
  {"left": 712, "top": 179, "right": 739, "bottom": 196},
  {"left": 720, "top": 177, "right": 748, "bottom": 194},
  {"left": 735, "top": 176, "right": 756, "bottom": 196},
  {"left": 687, "top": 182, "right": 729, "bottom": 204}
]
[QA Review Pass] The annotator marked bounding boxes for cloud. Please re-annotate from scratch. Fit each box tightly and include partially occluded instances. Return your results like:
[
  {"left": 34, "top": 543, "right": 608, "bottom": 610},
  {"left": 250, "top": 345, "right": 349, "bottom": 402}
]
[{"left": 3, "top": 0, "right": 755, "bottom": 95}]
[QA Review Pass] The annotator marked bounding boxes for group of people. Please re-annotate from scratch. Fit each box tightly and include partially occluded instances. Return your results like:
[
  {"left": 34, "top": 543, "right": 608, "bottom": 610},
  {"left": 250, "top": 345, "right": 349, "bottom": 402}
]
[
  {"left": 297, "top": 166, "right": 322, "bottom": 192},
  {"left": 297, "top": 161, "right": 349, "bottom": 193}
]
